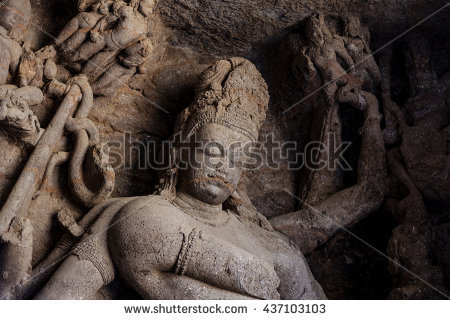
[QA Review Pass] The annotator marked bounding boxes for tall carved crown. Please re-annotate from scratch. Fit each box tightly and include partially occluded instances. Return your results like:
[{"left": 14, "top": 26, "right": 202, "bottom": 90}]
[{"left": 176, "top": 57, "right": 269, "bottom": 142}]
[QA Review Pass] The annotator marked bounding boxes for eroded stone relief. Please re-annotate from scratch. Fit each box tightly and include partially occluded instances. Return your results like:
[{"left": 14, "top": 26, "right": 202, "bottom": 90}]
[{"left": 0, "top": 0, "right": 448, "bottom": 300}]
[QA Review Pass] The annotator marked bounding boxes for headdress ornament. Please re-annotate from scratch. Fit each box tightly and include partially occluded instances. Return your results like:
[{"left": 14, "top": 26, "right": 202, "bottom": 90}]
[{"left": 175, "top": 57, "right": 269, "bottom": 142}]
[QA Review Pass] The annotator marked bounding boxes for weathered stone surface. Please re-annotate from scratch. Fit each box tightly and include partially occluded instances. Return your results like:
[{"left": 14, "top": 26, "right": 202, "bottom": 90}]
[
  {"left": 159, "top": 0, "right": 450, "bottom": 56},
  {"left": 0, "top": 0, "right": 448, "bottom": 300}
]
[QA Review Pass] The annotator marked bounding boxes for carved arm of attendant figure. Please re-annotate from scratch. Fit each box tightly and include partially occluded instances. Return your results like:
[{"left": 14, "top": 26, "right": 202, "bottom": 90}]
[{"left": 271, "top": 90, "right": 387, "bottom": 253}]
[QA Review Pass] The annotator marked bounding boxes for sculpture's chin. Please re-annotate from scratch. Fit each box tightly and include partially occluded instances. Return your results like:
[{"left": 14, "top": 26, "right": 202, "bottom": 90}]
[
  {"left": 201, "top": 183, "right": 231, "bottom": 205},
  {"left": 189, "top": 178, "right": 233, "bottom": 205}
]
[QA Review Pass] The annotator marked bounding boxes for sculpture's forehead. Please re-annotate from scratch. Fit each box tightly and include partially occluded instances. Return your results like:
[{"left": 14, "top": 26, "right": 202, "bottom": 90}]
[{"left": 194, "top": 123, "right": 252, "bottom": 145}]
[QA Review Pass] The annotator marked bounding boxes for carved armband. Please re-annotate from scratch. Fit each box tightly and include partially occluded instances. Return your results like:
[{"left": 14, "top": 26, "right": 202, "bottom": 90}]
[
  {"left": 174, "top": 228, "right": 201, "bottom": 276},
  {"left": 73, "top": 236, "right": 115, "bottom": 285}
]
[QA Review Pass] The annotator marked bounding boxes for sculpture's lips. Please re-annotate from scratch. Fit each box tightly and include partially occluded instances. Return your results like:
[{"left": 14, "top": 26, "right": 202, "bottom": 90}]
[{"left": 191, "top": 176, "right": 234, "bottom": 191}]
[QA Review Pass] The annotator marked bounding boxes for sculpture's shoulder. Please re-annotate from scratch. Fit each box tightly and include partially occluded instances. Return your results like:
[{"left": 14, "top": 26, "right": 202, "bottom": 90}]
[
  {"left": 109, "top": 195, "right": 184, "bottom": 270},
  {"left": 112, "top": 195, "right": 188, "bottom": 233},
  {"left": 114, "top": 194, "right": 182, "bottom": 220}
]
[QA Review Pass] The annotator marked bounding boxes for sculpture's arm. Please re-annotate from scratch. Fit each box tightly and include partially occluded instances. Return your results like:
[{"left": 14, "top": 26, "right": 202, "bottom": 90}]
[
  {"left": 184, "top": 231, "right": 280, "bottom": 299},
  {"left": 270, "top": 91, "right": 387, "bottom": 253},
  {"left": 332, "top": 38, "right": 354, "bottom": 69},
  {"left": 36, "top": 234, "right": 258, "bottom": 300},
  {"left": 34, "top": 255, "right": 104, "bottom": 300},
  {"left": 110, "top": 201, "right": 280, "bottom": 300}
]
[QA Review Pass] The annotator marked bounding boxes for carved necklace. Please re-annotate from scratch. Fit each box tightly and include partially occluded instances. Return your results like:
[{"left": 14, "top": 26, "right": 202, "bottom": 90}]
[{"left": 171, "top": 192, "right": 230, "bottom": 228}]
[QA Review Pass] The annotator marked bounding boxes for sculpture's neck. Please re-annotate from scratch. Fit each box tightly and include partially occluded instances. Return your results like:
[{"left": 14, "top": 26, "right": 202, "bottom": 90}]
[{"left": 174, "top": 191, "right": 223, "bottom": 221}]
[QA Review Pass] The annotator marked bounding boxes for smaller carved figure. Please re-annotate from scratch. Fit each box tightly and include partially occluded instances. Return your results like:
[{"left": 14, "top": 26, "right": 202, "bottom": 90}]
[
  {"left": 290, "top": 14, "right": 382, "bottom": 209},
  {"left": 379, "top": 37, "right": 450, "bottom": 299},
  {"left": 342, "top": 16, "right": 381, "bottom": 91},
  {"left": 54, "top": 0, "right": 155, "bottom": 97},
  {"left": 384, "top": 36, "right": 449, "bottom": 202},
  {"left": 299, "top": 14, "right": 354, "bottom": 100},
  {"left": 386, "top": 148, "right": 446, "bottom": 299},
  {"left": 54, "top": 1, "right": 114, "bottom": 63},
  {"left": 90, "top": 38, "right": 152, "bottom": 96},
  {"left": 0, "top": 0, "right": 32, "bottom": 85},
  {"left": 67, "top": 0, "right": 151, "bottom": 64}
]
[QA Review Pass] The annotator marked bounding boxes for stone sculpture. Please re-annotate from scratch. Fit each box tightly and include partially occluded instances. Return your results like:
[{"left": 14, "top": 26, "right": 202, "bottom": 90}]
[
  {"left": 0, "top": 0, "right": 31, "bottom": 85},
  {"left": 0, "top": 0, "right": 448, "bottom": 300},
  {"left": 90, "top": 38, "right": 152, "bottom": 96},
  {"left": 56, "top": 2, "right": 152, "bottom": 71},
  {"left": 0, "top": 85, "right": 43, "bottom": 144},
  {"left": 277, "top": 15, "right": 387, "bottom": 253},
  {"left": 33, "top": 58, "right": 326, "bottom": 300},
  {"left": 18, "top": 46, "right": 58, "bottom": 89}
]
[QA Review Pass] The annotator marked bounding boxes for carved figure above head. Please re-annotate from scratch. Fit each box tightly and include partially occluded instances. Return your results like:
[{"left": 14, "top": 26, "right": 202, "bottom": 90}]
[
  {"left": 58, "top": 0, "right": 151, "bottom": 66},
  {"left": 89, "top": 37, "right": 152, "bottom": 96},
  {"left": 54, "top": 0, "right": 154, "bottom": 97}
]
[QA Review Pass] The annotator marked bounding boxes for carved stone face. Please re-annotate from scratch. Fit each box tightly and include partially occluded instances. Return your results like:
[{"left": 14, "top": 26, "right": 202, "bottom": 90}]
[
  {"left": 177, "top": 123, "right": 252, "bottom": 206},
  {"left": 0, "top": 8, "right": 22, "bottom": 31},
  {"left": 0, "top": 0, "right": 31, "bottom": 42}
]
